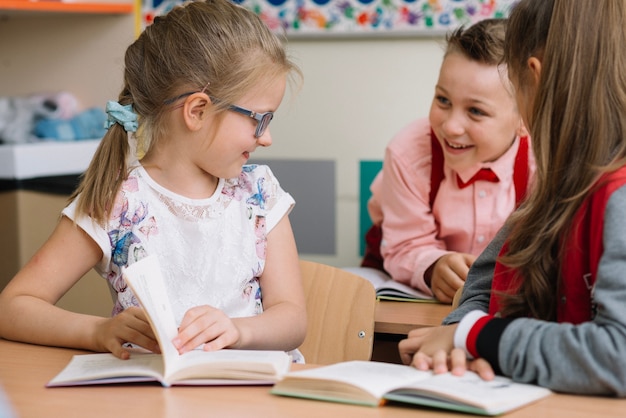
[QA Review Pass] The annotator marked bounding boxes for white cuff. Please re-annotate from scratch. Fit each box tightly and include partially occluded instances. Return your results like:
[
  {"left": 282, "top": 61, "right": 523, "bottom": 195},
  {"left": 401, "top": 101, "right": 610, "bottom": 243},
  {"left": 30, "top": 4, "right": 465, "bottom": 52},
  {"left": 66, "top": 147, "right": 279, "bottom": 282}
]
[{"left": 453, "top": 310, "right": 488, "bottom": 359}]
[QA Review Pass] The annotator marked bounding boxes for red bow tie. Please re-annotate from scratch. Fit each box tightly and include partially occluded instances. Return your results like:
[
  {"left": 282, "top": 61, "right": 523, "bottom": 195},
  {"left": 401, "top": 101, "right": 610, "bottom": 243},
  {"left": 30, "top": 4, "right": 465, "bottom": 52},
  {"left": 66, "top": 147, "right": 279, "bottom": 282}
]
[{"left": 457, "top": 168, "right": 499, "bottom": 189}]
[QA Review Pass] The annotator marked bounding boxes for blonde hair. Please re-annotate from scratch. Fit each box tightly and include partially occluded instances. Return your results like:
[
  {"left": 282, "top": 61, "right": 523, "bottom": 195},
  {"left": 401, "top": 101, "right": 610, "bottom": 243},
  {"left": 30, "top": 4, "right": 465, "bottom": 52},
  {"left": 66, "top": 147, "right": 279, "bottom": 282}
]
[
  {"left": 70, "top": 0, "right": 301, "bottom": 224},
  {"left": 500, "top": 0, "right": 626, "bottom": 319}
]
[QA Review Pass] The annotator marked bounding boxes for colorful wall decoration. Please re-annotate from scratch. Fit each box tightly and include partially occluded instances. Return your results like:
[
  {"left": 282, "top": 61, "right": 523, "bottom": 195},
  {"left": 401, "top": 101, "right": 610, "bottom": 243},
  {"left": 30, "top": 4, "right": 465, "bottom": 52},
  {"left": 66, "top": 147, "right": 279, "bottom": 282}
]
[{"left": 140, "top": 0, "right": 518, "bottom": 37}]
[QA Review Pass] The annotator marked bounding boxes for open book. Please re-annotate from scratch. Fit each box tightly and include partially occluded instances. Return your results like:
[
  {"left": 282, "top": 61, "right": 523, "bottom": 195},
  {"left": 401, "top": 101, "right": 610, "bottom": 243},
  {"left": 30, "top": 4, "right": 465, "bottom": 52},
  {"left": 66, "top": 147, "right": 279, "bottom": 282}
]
[
  {"left": 375, "top": 279, "right": 437, "bottom": 303},
  {"left": 271, "top": 361, "right": 551, "bottom": 416},
  {"left": 344, "top": 267, "right": 436, "bottom": 302},
  {"left": 47, "top": 255, "right": 291, "bottom": 388}
]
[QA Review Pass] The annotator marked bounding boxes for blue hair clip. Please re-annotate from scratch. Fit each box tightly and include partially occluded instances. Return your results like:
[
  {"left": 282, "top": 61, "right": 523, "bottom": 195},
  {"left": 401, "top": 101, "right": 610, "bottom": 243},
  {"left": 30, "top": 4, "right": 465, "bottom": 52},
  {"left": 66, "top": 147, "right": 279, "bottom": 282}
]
[{"left": 105, "top": 101, "right": 138, "bottom": 133}]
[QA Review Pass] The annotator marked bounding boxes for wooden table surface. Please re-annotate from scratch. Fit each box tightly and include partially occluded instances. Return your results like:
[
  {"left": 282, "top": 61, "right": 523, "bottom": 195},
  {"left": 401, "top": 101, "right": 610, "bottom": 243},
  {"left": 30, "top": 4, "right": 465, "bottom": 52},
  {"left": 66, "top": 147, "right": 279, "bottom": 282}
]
[{"left": 2, "top": 339, "right": 625, "bottom": 418}]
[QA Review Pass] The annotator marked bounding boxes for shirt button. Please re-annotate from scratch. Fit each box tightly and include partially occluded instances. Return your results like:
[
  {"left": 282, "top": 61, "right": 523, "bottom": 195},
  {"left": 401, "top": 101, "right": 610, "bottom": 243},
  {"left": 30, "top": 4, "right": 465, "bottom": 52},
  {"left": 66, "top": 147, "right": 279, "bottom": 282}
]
[
  {"left": 478, "top": 190, "right": 487, "bottom": 198},
  {"left": 477, "top": 235, "right": 485, "bottom": 243}
]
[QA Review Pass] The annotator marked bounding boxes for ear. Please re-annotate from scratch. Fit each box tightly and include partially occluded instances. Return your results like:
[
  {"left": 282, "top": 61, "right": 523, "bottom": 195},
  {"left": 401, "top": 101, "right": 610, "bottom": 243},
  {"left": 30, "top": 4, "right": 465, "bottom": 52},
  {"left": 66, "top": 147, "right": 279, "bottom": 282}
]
[
  {"left": 182, "top": 93, "right": 210, "bottom": 131},
  {"left": 527, "top": 56, "right": 542, "bottom": 87},
  {"left": 516, "top": 118, "right": 529, "bottom": 138}
]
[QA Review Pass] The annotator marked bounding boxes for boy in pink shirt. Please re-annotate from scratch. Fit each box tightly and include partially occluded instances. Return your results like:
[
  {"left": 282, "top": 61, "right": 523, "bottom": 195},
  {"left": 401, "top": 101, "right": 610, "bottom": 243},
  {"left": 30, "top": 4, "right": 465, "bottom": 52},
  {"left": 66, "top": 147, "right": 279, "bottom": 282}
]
[{"left": 363, "top": 18, "right": 535, "bottom": 304}]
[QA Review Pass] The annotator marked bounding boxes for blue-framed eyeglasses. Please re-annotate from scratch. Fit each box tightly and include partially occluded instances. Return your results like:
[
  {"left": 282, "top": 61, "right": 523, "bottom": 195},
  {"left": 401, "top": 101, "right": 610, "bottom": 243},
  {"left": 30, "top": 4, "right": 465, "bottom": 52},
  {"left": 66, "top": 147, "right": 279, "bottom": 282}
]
[
  {"left": 226, "top": 103, "right": 273, "bottom": 138},
  {"left": 164, "top": 91, "right": 274, "bottom": 138}
]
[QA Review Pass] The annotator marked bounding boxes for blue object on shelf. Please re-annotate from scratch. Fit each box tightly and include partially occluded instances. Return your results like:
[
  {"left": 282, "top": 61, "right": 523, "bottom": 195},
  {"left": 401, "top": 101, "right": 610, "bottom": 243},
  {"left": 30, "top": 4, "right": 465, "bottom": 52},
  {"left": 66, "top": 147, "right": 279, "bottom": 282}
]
[{"left": 34, "top": 108, "right": 107, "bottom": 141}]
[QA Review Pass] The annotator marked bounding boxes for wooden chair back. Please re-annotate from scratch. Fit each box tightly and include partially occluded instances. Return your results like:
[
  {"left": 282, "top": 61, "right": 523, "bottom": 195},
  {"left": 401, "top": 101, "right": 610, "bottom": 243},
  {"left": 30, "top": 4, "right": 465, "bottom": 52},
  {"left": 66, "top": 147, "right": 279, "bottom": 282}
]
[{"left": 298, "top": 260, "right": 377, "bottom": 365}]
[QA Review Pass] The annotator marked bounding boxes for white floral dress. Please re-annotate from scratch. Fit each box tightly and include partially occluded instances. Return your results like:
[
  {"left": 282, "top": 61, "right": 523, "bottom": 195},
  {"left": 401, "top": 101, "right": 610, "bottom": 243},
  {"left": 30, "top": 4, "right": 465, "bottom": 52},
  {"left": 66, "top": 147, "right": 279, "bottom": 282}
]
[{"left": 63, "top": 163, "right": 303, "bottom": 362}]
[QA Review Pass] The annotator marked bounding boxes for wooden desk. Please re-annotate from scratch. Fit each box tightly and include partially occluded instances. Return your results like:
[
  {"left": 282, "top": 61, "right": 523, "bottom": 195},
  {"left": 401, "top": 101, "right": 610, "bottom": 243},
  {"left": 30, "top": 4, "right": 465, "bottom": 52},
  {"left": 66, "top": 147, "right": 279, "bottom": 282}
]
[
  {"left": 375, "top": 300, "right": 452, "bottom": 335},
  {"left": 0, "top": 339, "right": 624, "bottom": 418},
  {"left": 373, "top": 301, "right": 452, "bottom": 363}
]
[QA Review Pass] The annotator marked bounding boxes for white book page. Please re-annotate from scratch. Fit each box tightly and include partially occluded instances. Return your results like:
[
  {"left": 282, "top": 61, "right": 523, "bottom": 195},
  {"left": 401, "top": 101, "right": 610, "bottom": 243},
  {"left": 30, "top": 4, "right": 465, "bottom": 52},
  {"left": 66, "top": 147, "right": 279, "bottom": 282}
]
[
  {"left": 122, "top": 255, "right": 182, "bottom": 378},
  {"left": 47, "top": 353, "right": 164, "bottom": 386},
  {"left": 168, "top": 349, "right": 291, "bottom": 383},
  {"left": 282, "top": 361, "right": 433, "bottom": 399},
  {"left": 393, "top": 372, "right": 551, "bottom": 414},
  {"left": 376, "top": 279, "right": 433, "bottom": 300},
  {"left": 122, "top": 256, "right": 292, "bottom": 387},
  {"left": 342, "top": 267, "right": 433, "bottom": 301},
  {"left": 342, "top": 267, "right": 390, "bottom": 289}
]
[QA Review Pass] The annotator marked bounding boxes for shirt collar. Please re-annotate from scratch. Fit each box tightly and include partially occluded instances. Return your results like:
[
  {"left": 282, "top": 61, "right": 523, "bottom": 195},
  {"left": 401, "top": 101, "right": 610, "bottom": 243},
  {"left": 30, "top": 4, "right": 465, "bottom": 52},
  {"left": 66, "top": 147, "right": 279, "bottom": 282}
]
[{"left": 454, "top": 137, "right": 521, "bottom": 184}]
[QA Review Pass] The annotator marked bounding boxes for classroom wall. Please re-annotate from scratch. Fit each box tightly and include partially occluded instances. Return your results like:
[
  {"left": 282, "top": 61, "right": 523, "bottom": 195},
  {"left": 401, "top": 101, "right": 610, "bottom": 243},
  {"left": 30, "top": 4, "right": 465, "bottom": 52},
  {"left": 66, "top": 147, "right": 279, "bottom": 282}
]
[
  {"left": 0, "top": 12, "right": 445, "bottom": 272},
  {"left": 257, "top": 36, "right": 445, "bottom": 268},
  {"left": 0, "top": 13, "right": 133, "bottom": 107}
]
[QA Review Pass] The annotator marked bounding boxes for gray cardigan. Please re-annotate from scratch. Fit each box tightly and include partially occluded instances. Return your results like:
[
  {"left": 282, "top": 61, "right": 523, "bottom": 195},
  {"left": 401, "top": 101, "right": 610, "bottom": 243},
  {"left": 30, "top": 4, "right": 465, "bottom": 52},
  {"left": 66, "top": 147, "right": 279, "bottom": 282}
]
[{"left": 443, "top": 185, "right": 626, "bottom": 396}]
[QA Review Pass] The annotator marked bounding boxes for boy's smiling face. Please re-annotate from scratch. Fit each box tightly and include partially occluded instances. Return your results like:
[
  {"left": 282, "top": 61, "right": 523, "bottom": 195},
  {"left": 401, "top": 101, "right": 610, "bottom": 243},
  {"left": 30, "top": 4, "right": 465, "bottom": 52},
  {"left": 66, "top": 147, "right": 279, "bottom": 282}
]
[{"left": 429, "top": 52, "right": 524, "bottom": 173}]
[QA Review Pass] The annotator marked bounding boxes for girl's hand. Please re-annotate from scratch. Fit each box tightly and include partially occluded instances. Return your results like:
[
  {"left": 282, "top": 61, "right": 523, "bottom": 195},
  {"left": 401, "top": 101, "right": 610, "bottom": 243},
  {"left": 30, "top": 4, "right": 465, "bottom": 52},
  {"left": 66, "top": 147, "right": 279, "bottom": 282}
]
[
  {"left": 94, "top": 306, "right": 159, "bottom": 359},
  {"left": 398, "top": 325, "right": 457, "bottom": 372},
  {"left": 398, "top": 325, "right": 495, "bottom": 380},
  {"left": 173, "top": 305, "right": 240, "bottom": 354},
  {"left": 429, "top": 253, "right": 476, "bottom": 303}
]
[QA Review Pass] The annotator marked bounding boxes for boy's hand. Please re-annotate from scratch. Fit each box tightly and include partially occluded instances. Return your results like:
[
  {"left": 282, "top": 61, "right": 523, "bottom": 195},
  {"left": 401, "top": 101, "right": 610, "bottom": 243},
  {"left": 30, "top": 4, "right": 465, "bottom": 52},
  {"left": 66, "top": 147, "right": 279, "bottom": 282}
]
[{"left": 429, "top": 253, "right": 476, "bottom": 303}]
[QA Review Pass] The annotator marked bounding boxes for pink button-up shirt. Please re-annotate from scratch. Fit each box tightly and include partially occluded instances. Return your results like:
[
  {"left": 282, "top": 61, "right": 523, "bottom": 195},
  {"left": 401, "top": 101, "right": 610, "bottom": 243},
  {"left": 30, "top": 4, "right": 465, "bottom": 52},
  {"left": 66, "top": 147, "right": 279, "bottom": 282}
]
[{"left": 368, "top": 118, "right": 535, "bottom": 296}]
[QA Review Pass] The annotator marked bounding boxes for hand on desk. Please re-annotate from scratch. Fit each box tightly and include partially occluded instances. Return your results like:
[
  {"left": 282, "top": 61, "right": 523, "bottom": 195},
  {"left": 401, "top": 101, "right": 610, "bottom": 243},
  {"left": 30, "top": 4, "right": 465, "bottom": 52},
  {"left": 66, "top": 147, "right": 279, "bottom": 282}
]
[
  {"left": 95, "top": 306, "right": 159, "bottom": 359},
  {"left": 428, "top": 253, "right": 476, "bottom": 304},
  {"left": 398, "top": 324, "right": 495, "bottom": 381}
]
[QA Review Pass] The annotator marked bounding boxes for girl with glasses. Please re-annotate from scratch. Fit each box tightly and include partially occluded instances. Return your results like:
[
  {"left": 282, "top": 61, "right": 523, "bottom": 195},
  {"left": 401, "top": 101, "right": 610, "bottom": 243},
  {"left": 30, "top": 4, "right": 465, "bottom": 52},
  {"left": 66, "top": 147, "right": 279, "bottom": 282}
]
[{"left": 0, "top": 0, "right": 307, "bottom": 362}]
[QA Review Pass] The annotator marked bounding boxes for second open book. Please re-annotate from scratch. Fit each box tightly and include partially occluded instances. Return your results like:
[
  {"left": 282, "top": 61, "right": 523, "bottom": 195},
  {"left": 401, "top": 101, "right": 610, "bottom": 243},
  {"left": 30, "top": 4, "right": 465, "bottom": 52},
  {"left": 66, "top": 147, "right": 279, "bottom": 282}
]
[
  {"left": 344, "top": 267, "right": 436, "bottom": 302},
  {"left": 271, "top": 361, "right": 552, "bottom": 416},
  {"left": 47, "top": 255, "right": 291, "bottom": 387}
]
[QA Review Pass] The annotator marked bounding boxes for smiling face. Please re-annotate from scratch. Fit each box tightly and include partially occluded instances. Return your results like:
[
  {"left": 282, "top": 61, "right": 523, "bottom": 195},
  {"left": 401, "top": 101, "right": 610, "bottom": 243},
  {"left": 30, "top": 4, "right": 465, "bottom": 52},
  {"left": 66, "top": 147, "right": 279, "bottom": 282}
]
[
  {"left": 429, "top": 52, "right": 523, "bottom": 173},
  {"left": 195, "top": 74, "right": 287, "bottom": 180}
]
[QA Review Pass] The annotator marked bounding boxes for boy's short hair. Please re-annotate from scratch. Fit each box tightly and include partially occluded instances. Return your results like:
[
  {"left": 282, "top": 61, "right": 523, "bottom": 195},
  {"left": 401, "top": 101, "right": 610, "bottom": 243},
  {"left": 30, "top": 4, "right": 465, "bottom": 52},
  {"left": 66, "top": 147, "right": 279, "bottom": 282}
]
[{"left": 445, "top": 18, "right": 506, "bottom": 65}]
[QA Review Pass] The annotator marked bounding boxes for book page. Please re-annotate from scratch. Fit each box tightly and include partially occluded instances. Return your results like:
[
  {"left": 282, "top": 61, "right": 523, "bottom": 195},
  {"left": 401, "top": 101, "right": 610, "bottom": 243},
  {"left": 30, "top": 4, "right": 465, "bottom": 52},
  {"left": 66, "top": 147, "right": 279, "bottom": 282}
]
[
  {"left": 375, "top": 279, "right": 435, "bottom": 302},
  {"left": 342, "top": 267, "right": 435, "bottom": 302},
  {"left": 46, "top": 353, "right": 164, "bottom": 387},
  {"left": 342, "top": 267, "right": 390, "bottom": 289},
  {"left": 122, "top": 255, "right": 181, "bottom": 374},
  {"left": 387, "top": 372, "right": 551, "bottom": 415},
  {"left": 168, "top": 349, "right": 291, "bottom": 383},
  {"left": 122, "top": 255, "right": 293, "bottom": 387},
  {"left": 274, "top": 361, "right": 432, "bottom": 400}
]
